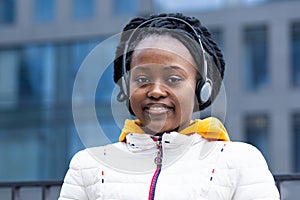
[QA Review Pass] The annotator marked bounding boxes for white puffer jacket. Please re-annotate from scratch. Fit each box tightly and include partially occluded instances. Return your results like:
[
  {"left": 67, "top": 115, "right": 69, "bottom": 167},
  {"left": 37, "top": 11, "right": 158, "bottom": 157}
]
[{"left": 59, "top": 132, "right": 279, "bottom": 200}]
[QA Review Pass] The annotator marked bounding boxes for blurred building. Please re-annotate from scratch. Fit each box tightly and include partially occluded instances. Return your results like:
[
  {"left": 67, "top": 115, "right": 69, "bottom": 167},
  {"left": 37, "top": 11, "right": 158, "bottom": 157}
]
[
  {"left": 189, "top": 0, "right": 300, "bottom": 174},
  {"left": 0, "top": 0, "right": 300, "bottom": 182},
  {"left": 0, "top": 0, "right": 153, "bottom": 181}
]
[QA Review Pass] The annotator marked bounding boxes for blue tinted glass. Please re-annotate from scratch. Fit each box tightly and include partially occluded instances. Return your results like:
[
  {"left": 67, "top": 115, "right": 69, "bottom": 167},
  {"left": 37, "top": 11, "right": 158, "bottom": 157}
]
[
  {"left": 73, "top": 0, "right": 94, "bottom": 19},
  {"left": 0, "top": 39, "right": 122, "bottom": 181},
  {"left": 0, "top": 126, "right": 72, "bottom": 181},
  {"left": 71, "top": 41, "right": 98, "bottom": 73},
  {"left": 20, "top": 44, "right": 55, "bottom": 105},
  {"left": 0, "top": 128, "right": 41, "bottom": 181},
  {"left": 96, "top": 63, "right": 121, "bottom": 143},
  {"left": 0, "top": 0, "right": 15, "bottom": 24},
  {"left": 34, "top": 0, "right": 55, "bottom": 22},
  {"left": 245, "top": 114, "right": 270, "bottom": 163},
  {"left": 0, "top": 49, "right": 19, "bottom": 108},
  {"left": 294, "top": 113, "right": 300, "bottom": 172},
  {"left": 243, "top": 25, "right": 269, "bottom": 91},
  {"left": 291, "top": 22, "right": 300, "bottom": 87},
  {"left": 0, "top": 43, "right": 75, "bottom": 181},
  {"left": 71, "top": 40, "right": 120, "bottom": 143},
  {"left": 114, "top": 0, "right": 137, "bottom": 15},
  {"left": 209, "top": 28, "right": 224, "bottom": 53}
]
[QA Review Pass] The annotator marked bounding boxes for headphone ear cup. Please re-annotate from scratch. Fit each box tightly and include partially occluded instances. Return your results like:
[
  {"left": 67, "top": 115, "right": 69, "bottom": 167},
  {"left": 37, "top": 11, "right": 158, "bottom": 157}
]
[
  {"left": 200, "top": 80, "right": 212, "bottom": 103},
  {"left": 121, "top": 76, "right": 128, "bottom": 97},
  {"left": 196, "top": 79, "right": 212, "bottom": 105}
]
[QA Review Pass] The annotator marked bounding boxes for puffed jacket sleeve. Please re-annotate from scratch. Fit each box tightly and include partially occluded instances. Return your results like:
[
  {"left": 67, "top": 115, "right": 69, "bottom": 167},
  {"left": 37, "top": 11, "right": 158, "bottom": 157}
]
[
  {"left": 231, "top": 143, "right": 280, "bottom": 199},
  {"left": 58, "top": 151, "right": 89, "bottom": 200}
]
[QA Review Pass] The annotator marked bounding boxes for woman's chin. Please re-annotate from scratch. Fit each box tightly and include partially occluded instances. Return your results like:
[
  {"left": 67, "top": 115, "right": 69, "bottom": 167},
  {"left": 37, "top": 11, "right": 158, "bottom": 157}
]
[{"left": 142, "top": 122, "right": 176, "bottom": 135}]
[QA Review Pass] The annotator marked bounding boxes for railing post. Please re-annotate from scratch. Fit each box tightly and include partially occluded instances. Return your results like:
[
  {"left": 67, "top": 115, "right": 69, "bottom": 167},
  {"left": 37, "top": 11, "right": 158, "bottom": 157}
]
[
  {"left": 11, "top": 186, "right": 20, "bottom": 200},
  {"left": 42, "top": 185, "right": 50, "bottom": 200}
]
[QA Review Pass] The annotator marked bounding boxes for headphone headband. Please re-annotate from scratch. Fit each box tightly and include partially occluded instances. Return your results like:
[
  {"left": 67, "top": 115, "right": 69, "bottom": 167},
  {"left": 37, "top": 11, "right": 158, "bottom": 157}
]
[{"left": 122, "top": 16, "right": 208, "bottom": 86}]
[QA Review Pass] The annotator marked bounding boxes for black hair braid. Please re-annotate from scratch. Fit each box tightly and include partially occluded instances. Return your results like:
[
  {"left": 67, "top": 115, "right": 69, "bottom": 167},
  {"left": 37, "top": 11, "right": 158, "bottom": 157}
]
[
  {"left": 113, "top": 17, "right": 147, "bottom": 86},
  {"left": 199, "top": 26, "right": 225, "bottom": 77},
  {"left": 113, "top": 13, "right": 225, "bottom": 111},
  {"left": 198, "top": 25, "right": 225, "bottom": 110}
]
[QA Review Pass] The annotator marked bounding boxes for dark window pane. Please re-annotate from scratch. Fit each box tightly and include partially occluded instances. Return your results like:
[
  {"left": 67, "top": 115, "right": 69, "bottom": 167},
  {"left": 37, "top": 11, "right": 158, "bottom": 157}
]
[
  {"left": 34, "top": 0, "right": 55, "bottom": 22},
  {"left": 245, "top": 114, "right": 270, "bottom": 162},
  {"left": 113, "top": 0, "right": 137, "bottom": 15},
  {"left": 73, "top": 0, "right": 94, "bottom": 19},
  {"left": 0, "top": 0, "right": 15, "bottom": 24},
  {"left": 291, "top": 22, "right": 300, "bottom": 87},
  {"left": 209, "top": 28, "right": 224, "bottom": 52},
  {"left": 0, "top": 49, "right": 19, "bottom": 109},
  {"left": 293, "top": 113, "right": 300, "bottom": 172},
  {"left": 19, "top": 44, "right": 56, "bottom": 106},
  {"left": 243, "top": 25, "right": 269, "bottom": 91}
]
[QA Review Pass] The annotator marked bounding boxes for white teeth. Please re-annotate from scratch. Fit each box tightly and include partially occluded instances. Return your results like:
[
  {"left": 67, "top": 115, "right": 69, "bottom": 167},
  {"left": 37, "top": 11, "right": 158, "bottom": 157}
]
[
  {"left": 146, "top": 105, "right": 171, "bottom": 112},
  {"left": 149, "top": 107, "right": 166, "bottom": 111},
  {"left": 145, "top": 104, "right": 172, "bottom": 114}
]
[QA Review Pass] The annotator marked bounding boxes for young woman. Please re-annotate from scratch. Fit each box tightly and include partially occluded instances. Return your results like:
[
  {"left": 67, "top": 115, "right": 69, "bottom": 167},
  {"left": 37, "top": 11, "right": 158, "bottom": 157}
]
[{"left": 59, "top": 13, "right": 279, "bottom": 199}]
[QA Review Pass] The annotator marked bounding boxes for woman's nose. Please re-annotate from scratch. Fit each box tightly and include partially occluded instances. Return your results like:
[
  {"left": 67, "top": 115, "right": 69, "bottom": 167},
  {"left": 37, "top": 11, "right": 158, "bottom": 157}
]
[{"left": 147, "top": 82, "right": 168, "bottom": 99}]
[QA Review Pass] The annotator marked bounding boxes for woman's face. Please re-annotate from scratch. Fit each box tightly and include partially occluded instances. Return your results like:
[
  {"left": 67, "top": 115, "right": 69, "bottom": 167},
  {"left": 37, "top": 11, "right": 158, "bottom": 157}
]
[{"left": 129, "top": 35, "right": 198, "bottom": 135}]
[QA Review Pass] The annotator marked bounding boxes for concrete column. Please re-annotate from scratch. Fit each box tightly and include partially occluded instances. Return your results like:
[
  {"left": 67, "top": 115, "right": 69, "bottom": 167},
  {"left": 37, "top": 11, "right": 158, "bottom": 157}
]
[
  {"left": 224, "top": 21, "right": 245, "bottom": 141},
  {"left": 268, "top": 16, "right": 291, "bottom": 173}
]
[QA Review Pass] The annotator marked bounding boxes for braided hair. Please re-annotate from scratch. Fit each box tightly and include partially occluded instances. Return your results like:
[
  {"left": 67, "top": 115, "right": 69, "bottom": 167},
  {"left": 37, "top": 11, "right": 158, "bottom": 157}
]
[{"left": 113, "top": 13, "right": 225, "bottom": 112}]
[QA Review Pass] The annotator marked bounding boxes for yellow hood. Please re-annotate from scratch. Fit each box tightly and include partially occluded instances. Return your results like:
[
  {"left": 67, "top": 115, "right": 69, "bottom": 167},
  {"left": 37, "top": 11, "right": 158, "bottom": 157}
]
[{"left": 119, "top": 117, "right": 230, "bottom": 142}]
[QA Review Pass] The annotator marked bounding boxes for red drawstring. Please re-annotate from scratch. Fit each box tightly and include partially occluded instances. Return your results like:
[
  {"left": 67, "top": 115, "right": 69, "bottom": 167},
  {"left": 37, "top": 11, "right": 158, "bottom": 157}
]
[{"left": 148, "top": 166, "right": 161, "bottom": 200}]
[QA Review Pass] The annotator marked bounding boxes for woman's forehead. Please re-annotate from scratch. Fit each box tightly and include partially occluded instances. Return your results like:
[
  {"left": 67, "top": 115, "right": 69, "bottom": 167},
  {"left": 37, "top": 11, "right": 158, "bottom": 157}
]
[
  {"left": 132, "top": 35, "right": 196, "bottom": 67},
  {"left": 135, "top": 35, "right": 194, "bottom": 60},
  {"left": 130, "top": 65, "right": 188, "bottom": 74}
]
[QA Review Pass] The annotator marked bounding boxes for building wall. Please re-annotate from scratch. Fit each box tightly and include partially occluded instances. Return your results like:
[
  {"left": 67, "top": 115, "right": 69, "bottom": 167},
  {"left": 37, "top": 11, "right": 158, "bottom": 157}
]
[
  {"left": 0, "top": 0, "right": 300, "bottom": 181},
  {"left": 189, "top": 1, "right": 300, "bottom": 174},
  {"left": 0, "top": 0, "right": 153, "bottom": 181}
]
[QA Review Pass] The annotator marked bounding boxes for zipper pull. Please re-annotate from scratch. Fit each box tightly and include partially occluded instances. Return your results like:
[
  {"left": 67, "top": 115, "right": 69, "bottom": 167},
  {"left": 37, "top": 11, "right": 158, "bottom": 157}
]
[{"left": 154, "top": 136, "right": 163, "bottom": 167}]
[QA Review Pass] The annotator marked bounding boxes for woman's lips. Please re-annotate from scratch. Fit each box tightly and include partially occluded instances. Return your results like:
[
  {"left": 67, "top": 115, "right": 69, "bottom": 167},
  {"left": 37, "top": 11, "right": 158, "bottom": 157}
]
[{"left": 144, "top": 103, "right": 173, "bottom": 115}]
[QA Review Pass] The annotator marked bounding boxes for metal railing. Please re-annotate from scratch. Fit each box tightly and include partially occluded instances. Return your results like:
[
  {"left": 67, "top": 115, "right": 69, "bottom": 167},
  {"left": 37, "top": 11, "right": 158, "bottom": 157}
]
[
  {"left": 0, "top": 181, "right": 62, "bottom": 200},
  {"left": 1, "top": 175, "right": 300, "bottom": 200},
  {"left": 274, "top": 174, "right": 300, "bottom": 199}
]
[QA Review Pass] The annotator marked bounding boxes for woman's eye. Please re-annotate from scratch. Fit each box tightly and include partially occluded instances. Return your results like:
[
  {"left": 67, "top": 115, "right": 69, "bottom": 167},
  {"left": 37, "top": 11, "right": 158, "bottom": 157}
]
[
  {"left": 167, "top": 76, "right": 182, "bottom": 83},
  {"left": 135, "top": 76, "right": 150, "bottom": 84}
]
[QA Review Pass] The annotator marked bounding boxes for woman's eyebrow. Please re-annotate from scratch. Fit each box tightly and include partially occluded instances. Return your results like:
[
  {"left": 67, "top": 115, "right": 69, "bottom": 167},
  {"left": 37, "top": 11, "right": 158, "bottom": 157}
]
[
  {"left": 131, "top": 65, "right": 189, "bottom": 75},
  {"left": 163, "top": 66, "right": 188, "bottom": 75},
  {"left": 130, "top": 66, "right": 151, "bottom": 72}
]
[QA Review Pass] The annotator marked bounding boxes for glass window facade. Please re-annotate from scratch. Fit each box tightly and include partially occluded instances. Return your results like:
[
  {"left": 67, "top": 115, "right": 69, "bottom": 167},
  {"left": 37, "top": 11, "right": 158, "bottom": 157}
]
[
  {"left": 291, "top": 22, "right": 300, "bottom": 87},
  {"left": 72, "top": 0, "right": 95, "bottom": 19},
  {"left": 34, "top": 0, "right": 55, "bottom": 22},
  {"left": 243, "top": 25, "right": 269, "bottom": 91},
  {"left": 293, "top": 113, "right": 300, "bottom": 172},
  {"left": 0, "top": 38, "right": 120, "bottom": 181},
  {"left": 209, "top": 28, "right": 224, "bottom": 54},
  {"left": 245, "top": 113, "right": 270, "bottom": 162},
  {"left": 0, "top": 0, "right": 15, "bottom": 24},
  {"left": 19, "top": 44, "right": 56, "bottom": 106},
  {"left": 113, "top": 0, "right": 137, "bottom": 15},
  {"left": 0, "top": 49, "right": 19, "bottom": 108}
]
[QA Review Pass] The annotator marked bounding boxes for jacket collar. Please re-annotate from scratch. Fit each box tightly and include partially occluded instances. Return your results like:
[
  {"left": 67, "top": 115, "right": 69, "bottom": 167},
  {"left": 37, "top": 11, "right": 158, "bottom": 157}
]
[
  {"left": 119, "top": 117, "right": 230, "bottom": 152},
  {"left": 120, "top": 117, "right": 230, "bottom": 142}
]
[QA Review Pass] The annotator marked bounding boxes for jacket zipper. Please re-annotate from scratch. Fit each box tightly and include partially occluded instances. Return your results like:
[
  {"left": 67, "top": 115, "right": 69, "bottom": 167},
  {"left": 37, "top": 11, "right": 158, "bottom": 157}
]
[{"left": 148, "top": 135, "right": 163, "bottom": 200}]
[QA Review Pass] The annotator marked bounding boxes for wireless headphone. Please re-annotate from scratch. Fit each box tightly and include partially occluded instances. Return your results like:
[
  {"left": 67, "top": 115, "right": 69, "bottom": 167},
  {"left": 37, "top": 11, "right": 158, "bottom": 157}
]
[{"left": 121, "top": 16, "right": 212, "bottom": 105}]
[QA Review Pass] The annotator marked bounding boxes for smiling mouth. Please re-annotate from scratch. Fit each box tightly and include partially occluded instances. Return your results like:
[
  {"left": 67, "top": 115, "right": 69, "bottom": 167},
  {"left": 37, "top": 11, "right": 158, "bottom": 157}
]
[{"left": 144, "top": 104, "right": 173, "bottom": 115}]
